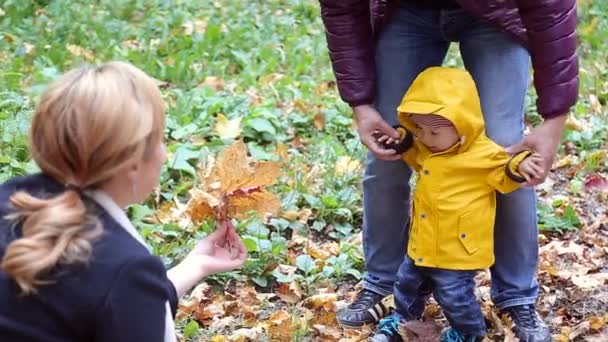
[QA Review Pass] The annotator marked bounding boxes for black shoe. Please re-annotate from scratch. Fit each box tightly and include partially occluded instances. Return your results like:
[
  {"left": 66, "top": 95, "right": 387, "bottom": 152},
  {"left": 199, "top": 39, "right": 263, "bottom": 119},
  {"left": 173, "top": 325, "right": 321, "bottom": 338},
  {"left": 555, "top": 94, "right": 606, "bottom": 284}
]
[
  {"left": 503, "top": 305, "right": 552, "bottom": 342},
  {"left": 369, "top": 312, "right": 403, "bottom": 342},
  {"left": 337, "top": 289, "right": 389, "bottom": 328}
]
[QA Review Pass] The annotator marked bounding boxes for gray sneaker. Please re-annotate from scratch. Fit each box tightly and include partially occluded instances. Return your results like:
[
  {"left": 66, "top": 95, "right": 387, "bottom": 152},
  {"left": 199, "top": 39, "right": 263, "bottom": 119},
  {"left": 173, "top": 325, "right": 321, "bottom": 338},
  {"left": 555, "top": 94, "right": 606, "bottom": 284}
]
[{"left": 503, "top": 305, "right": 552, "bottom": 342}]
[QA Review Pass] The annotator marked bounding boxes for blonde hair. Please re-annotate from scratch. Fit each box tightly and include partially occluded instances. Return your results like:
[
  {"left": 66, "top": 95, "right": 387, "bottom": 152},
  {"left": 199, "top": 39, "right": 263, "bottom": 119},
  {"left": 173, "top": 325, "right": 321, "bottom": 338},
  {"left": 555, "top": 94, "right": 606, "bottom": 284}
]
[{"left": 1, "top": 61, "right": 166, "bottom": 294}]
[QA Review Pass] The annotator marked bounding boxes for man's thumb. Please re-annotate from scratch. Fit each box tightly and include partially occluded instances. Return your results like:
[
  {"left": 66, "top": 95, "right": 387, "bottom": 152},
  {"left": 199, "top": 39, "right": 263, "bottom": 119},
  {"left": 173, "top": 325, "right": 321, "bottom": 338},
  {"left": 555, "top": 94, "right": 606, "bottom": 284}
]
[
  {"left": 379, "top": 120, "right": 400, "bottom": 139},
  {"left": 505, "top": 141, "right": 526, "bottom": 155}
]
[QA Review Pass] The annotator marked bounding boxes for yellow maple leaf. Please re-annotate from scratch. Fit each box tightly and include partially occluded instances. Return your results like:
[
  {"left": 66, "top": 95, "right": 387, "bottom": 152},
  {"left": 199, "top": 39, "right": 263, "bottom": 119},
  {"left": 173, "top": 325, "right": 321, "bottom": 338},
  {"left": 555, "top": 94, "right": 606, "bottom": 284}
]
[
  {"left": 214, "top": 113, "right": 242, "bottom": 139},
  {"left": 186, "top": 140, "right": 281, "bottom": 223}
]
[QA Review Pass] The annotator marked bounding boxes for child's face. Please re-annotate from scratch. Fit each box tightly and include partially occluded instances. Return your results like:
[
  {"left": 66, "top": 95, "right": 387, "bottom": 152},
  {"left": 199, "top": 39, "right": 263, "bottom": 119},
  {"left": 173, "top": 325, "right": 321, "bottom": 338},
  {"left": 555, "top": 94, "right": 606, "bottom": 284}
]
[{"left": 414, "top": 123, "right": 460, "bottom": 153}]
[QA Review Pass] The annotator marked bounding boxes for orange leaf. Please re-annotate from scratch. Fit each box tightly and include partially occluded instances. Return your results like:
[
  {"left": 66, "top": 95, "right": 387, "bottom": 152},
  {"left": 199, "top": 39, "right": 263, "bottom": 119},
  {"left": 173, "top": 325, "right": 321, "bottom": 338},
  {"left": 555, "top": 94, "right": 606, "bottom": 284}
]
[
  {"left": 275, "top": 282, "right": 303, "bottom": 304},
  {"left": 267, "top": 310, "right": 297, "bottom": 341},
  {"left": 226, "top": 190, "right": 281, "bottom": 219}
]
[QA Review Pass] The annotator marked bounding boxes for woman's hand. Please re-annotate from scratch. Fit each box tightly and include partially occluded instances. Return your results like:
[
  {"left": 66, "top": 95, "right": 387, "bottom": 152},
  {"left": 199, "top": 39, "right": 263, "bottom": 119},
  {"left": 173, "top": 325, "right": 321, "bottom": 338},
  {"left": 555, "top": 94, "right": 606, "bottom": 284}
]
[
  {"left": 187, "top": 220, "right": 248, "bottom": 275},
  {"left": 167, "top": 220, "right": 248, "bottom": 297}
]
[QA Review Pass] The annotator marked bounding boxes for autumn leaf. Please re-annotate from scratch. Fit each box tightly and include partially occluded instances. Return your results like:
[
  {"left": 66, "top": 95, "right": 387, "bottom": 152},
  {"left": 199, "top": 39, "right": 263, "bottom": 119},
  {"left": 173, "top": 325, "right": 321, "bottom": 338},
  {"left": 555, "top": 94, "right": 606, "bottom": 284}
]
[
  {"left": 66, "top": 44, "right": 94, "bottom": 61},
  {"left": 335, "top": 156, "right": 361, "bottom": 176},
  {"left": 182, "top": 19, "right": 207, "bottom": 35},
  {"left": 185, "top": 140, "right": 281, "bottom": 223},
  {"left": 275, "top": 281, "right": 303, "bottom": 304},
  {"left": 398, "top": 320, "right": 442, "bottom": 342},
  {"left": 215, "top": 113, "right": 242, "bottom": 139},
  {"left": 267, "top": 310, "right": 298, "bottom": 341},
  {"left": 584, "top": 173, "right": 608, "bottom": 192}
]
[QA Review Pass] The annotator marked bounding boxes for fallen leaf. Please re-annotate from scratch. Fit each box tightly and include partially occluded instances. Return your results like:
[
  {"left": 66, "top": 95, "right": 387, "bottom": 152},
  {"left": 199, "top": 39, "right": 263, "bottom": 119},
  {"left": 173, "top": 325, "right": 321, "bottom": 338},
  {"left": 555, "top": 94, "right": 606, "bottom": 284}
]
[
  {"left": 209, "top": 316, "right": 235, "bottom": 330},
  {"left": 571, "top": 273, "right": 608, "bottom": 289},
  {"left": 230, "top": 327, "right": 264, "bottom": 341},
  {"left": 584, "top": 173, "right": 608, "bottom": 192},
  {"left": 304, "top": 293, "right": 338, "bottom": 310},
  {"left": 182, "top": 19, "right": 207, "bottom": 35},
  {"left": 398, "top": 320, "right": 442, "bottom": 342},
  {"left": 200, "top": 76, "right": 224, "bottom": 91},
  {"left": 66, "top": 44, "right": 94, "bottom": 61},
  {"left": 276, "top": 281, "right": 303, "bottom": 304},
  {"left": 313, "top": 112, "right": 325, "bottom": 130},
  {"left": 312, "top": 324, "right": 341, "bottom": 341},
  {"left": 589, "top": 315, "right": 606, "bottom": 330},
  {"left": 540, "top": 240, "right": 585, "bottom": 256},
  {"left": 215, "top": 113, "right": 242, "bottom": 139},
  {"left": 267, "top": 310, "right": 297, "bottom": 341},
  {"left": 335, "top": 156, "right": 361, "bottom": 176}
]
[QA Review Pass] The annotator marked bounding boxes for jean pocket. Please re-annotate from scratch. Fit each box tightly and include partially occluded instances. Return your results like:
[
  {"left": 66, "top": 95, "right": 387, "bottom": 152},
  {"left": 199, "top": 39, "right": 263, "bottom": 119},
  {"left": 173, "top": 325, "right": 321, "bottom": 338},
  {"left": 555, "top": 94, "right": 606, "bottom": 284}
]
[{"left": 458, "top": 212, "right": 479, "bottom": 255}]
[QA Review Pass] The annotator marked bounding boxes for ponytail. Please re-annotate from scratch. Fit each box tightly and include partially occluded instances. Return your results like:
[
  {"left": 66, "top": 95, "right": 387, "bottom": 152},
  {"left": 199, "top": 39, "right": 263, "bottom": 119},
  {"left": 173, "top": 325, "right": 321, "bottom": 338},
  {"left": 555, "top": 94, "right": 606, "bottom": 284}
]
[{"left": 1, "top": 189, "right": 101, "bottom": 294}]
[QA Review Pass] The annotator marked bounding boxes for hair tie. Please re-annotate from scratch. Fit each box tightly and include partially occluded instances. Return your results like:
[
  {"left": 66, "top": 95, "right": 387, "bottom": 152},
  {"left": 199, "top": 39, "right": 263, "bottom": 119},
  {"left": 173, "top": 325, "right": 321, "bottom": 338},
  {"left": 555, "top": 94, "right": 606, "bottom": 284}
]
[{"left": 65, "top": 184, "right": 83, "bottom": 193}]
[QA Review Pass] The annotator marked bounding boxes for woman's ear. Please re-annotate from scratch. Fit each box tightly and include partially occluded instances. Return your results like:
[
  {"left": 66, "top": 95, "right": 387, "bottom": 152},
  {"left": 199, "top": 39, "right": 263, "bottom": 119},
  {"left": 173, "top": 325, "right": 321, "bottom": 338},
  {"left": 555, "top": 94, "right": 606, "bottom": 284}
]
[{"left": 126, "top": 162, "right": 140, "bottom": 184}]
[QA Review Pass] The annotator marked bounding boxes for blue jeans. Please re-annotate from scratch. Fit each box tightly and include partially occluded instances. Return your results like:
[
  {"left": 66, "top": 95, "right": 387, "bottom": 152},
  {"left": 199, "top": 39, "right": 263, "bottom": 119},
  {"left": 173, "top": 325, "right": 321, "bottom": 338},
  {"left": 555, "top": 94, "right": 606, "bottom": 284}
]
[
  {"left": 362, "top": 3, "right": 539, "bottom": 309},
  {"left": 395, "top": 257, "right": 486, "bottom": 336}
]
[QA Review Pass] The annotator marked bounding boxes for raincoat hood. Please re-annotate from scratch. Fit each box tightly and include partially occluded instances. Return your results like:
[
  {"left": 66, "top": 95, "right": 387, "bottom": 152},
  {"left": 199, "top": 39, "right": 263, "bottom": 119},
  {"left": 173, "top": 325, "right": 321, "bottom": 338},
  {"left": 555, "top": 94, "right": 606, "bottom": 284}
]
[{"left": 397, "top": 67, "right": 484, "bottom": 152}]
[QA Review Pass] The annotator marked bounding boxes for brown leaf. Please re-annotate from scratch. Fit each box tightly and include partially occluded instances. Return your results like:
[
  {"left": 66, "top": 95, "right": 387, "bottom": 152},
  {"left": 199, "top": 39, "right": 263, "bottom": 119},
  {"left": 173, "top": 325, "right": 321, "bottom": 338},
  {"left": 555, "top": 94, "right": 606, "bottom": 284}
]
[
  {"left": 187, "top": 189, "right": 220, "bottom": 223},
  {"left": 313, "top": 113, "right": 325, "bottom": 130},
  {"left": 398, "top": 320, "right": 442, "bottom": 342},
  {"left": 304, "top": 293, "right": 338, "bottom": 310},
  {"left": 589, "top": 315, "right": 606, "bottom": 330},
  {"left": 584, "top": 173, "right": 608, "bottom": 192},
  {"left": 267, "top": 310, "right": 297, "bottom": 341},
  {"left": 201, "top": 76, "right": 224, "bottom": 91},
  {"left": 312, "top": 324, "right": 341, "bottom": 341},
  {"left": 276, "top": 281, "right": 303, "bottom": 304}
]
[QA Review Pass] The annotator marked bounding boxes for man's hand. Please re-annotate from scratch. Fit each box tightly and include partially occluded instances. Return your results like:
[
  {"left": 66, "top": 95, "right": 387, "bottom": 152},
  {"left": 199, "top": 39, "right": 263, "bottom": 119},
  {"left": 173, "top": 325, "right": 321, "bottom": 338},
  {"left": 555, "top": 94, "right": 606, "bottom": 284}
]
[
  {"left": 353, "top": 104, "right": 402, "bottom": 161},
  {"left": 505, "top": 114, "right": 568, "bottom": 186}
]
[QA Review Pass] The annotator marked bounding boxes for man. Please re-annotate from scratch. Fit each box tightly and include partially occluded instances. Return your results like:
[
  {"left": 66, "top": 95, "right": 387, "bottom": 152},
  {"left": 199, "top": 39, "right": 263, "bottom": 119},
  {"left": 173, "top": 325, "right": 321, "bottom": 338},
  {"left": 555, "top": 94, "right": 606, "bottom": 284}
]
[{"left": 318, "top": 1, "right": 578, "bottom": 341}]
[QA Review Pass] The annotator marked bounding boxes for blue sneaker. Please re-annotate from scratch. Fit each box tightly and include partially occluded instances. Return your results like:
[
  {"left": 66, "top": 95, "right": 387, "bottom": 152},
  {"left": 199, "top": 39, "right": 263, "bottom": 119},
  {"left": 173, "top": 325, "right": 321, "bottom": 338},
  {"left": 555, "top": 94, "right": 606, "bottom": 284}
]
[
  {"left": 369, "top": 312, "right": 403, "bottom": 342},
  {"left": 441, "top": 328, "right": 483, "bottom": 342}
]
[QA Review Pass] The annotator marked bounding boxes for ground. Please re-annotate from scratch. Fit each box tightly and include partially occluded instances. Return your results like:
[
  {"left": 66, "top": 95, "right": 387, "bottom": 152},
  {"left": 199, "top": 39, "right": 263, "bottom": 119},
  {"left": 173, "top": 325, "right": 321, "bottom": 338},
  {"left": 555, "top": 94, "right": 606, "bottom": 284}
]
[{"left": 0, "top": 1, "right": 607, "bottom": 341}]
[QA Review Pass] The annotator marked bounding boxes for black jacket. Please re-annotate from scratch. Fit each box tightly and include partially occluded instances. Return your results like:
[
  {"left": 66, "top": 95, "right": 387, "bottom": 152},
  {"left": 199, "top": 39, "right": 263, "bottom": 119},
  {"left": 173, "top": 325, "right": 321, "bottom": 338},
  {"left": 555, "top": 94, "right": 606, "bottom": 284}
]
[{"left": 0, "top": 174, "right": 177, "bottom": 342}]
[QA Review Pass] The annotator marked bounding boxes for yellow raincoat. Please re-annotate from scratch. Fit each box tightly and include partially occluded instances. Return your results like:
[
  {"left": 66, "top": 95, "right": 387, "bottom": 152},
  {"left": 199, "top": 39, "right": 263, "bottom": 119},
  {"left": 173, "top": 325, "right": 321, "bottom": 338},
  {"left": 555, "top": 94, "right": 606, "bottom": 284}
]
[{"left": 396, "top": 67, "right": 530, "bottom": 270}]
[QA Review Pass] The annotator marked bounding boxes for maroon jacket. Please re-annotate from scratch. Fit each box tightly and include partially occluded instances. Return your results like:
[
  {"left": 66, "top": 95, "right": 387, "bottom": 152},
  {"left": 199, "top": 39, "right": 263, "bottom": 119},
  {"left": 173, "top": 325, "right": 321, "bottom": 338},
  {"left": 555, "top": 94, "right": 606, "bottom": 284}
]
[{"left": 319, "top": 0, "right": 579, "bottom": 118}]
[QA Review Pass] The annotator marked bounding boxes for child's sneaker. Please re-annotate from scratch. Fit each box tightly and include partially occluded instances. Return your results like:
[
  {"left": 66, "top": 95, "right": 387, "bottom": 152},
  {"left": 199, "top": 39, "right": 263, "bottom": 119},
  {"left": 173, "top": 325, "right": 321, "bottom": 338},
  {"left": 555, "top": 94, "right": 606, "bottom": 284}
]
[
  {"left": 369, "top": 312, "right": 404, "bottom": 342},
  {"left": 441, "top": 327, "right": 483, "bottom": 342}
]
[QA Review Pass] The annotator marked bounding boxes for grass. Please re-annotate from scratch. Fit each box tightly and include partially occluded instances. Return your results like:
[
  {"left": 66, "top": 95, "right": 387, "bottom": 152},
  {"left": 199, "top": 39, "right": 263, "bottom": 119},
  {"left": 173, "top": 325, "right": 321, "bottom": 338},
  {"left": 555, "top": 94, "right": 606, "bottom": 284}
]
[{"left": 1, "top": 0, "right": 607, "bottom": 340}]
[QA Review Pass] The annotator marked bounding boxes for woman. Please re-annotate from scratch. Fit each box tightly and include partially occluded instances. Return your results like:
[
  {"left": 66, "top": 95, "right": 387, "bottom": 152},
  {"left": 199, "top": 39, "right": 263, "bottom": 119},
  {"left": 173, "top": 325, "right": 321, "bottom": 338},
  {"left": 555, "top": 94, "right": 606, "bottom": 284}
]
[{"left": 0, "top": 61, "right": 247, "bottom": 341}]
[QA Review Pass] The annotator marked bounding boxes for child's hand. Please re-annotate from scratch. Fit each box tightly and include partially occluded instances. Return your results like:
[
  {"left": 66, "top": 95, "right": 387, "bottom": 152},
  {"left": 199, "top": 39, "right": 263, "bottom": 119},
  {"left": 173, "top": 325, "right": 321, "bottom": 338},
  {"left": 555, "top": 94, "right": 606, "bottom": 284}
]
[
  {"left": 374, "top": 132, "right": 400, "bottom": 149},
  {"left": 373, "top": 126, "right": 411, "bottom": 154},
  {"left": 518, "top": 153, "right": 544, "bottom": 183}
]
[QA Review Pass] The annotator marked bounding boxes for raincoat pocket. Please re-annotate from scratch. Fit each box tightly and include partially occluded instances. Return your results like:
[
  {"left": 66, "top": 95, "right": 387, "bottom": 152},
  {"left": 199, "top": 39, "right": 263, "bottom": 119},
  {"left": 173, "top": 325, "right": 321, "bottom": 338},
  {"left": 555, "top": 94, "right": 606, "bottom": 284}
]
[{"left": 458, "top": 211, "right": 480, "bottom": 255}]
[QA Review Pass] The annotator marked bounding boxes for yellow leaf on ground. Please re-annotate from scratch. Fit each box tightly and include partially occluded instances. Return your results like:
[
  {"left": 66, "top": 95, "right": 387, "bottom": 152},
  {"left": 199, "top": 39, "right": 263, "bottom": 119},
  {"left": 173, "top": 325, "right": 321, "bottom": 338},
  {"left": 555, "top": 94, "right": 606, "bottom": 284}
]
[
  {"left": 268, "top": 310, "right": 297, "bottom": 341},
  {"left": 304, "top": 293, "right": 338, "bottom": 310},
  {"left": 210, "top": 335, "right": 229, "bottom": 342},
  {"left": 215, "top": 113, "right": 242, "bottom": 139},
  {"left": 335, "top": 156, "right": 361, "bottom": 175},
  {"left": 66, "top": 44, "right": 94, "bottom": 61},
  {"left": 590, "top": 315, "right": 606, "bottom": 330}
]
